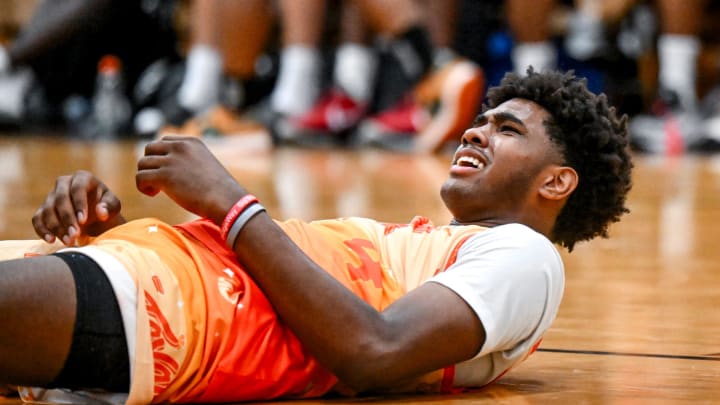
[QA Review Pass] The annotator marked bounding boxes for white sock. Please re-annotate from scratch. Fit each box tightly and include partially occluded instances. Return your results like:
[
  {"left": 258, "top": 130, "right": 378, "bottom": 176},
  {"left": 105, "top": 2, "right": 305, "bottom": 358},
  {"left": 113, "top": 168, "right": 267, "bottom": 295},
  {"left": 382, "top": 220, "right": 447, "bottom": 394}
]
[
  {"left": 565, "top": 0, "right": 605, "bottom": 61},
  {"left": 512, "top": 41, "right": 557, "bottom": 75},
  {"left": 333, "top": 43, "right": 377, "bottom": 103},
  {"left": 271, "top": 45, "right": 322, "bottom": 117},
  {"left": 433, "top": 47, "right": 457, "bottom": 68},
  {"left": 0, "top": 68, "right": 33, "bottom": 119},
  {"left": 0, "top": 45, "right": 10, "bottom": 74},
  {"left": 658, "top": 34, "right": 700, "bottom": 108},
  {"left": 178, "top": 44, "right": 223, "bottom": 113}
]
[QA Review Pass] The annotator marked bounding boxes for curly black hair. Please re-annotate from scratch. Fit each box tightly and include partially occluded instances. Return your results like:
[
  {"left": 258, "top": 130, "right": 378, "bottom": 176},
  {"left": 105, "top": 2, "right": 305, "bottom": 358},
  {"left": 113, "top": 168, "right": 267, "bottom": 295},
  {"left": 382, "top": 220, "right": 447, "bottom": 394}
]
[{"left": 485, "top": 68, "right": 633, "bottom": 251}]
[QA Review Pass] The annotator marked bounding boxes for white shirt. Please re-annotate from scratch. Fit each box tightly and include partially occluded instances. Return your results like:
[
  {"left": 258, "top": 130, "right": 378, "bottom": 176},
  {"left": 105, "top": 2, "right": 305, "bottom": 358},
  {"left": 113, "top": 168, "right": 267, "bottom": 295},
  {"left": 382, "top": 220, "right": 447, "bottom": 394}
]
[{"left": 428, "top": 223, "right": 565, "bottom": 386}]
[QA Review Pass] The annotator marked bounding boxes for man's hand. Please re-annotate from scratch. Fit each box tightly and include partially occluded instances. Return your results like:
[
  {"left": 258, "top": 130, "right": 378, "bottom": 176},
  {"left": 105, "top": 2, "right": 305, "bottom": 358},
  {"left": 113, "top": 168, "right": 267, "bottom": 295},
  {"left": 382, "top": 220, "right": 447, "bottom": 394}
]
[
  {"left": 136, "top": 135, "right": 246, "bottom": 224},
  {"left": 32, "top": 170, "right": 124, "bottom": 245}
]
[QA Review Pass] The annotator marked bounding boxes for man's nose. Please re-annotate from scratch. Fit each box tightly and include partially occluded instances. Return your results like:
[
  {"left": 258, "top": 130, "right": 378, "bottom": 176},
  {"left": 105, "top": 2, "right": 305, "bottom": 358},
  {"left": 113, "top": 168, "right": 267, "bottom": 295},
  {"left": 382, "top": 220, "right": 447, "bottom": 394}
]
[{"left": 460, "top": 127, "right": 489, "bottom": 147}]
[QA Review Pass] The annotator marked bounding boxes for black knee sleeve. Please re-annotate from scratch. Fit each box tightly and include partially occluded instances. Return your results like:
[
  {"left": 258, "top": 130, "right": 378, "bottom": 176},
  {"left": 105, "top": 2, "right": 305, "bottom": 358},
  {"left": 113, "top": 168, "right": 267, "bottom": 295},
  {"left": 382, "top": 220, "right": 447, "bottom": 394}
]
[{"left": 48, "top": 252, "right": 130, "bottom": 392}]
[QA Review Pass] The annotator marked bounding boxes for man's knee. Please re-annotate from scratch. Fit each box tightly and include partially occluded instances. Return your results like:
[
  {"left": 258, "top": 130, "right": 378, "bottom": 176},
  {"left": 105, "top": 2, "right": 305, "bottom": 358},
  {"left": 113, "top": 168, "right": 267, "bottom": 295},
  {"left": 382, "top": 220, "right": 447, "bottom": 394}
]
[{"left": 46, "top": 252, "right": 130, "bottom": 392}]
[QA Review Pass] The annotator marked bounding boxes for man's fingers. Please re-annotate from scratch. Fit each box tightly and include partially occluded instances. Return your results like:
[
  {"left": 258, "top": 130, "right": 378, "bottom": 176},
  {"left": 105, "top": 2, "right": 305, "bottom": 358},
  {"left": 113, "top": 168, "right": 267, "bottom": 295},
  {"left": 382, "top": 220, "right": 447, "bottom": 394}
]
[
  {"left": 137, "top": 153, "right": 173, "bottom": 197},
  {"left": 32, "top": 189, "right": 64, "bottom": 243},
  {"left": 96, "top": 188, "right": 122, "bottom": 221},
  {"left": 51, "top": 176, "right": 81, "bottom": 244},
  {"left": 158, "top": 134, "right": 190, "bottom": 141},
  {"left": 32, "top": 207, "right": 55, "bottom": 243},
  {"left": 137, "top": 154, "right": 167, "bottom": 171},
  {"left": 69, "top": 172, "right": 93, "bottom": 225},
  {"left": 143, "top": 138, "right": 167, "bottom": 157},
  {"left": 39, "top": 203, "right": 72, "bottom": 245},
  {"left": 143, "top": 136, "right": 184, "bottom": 157},
  {"left": 135, "top": 168, "right": 162, "bottom": 196}
]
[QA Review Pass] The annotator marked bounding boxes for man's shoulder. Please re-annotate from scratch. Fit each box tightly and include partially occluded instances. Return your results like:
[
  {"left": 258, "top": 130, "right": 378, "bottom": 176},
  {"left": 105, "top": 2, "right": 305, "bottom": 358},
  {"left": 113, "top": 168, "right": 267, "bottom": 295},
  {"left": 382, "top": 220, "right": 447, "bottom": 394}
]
[
  {"left": 467, "top": 223, "right": 551, "bottom": 245},
  {"left": 458, "top": 223, "right": 560, "bottom": 263}
]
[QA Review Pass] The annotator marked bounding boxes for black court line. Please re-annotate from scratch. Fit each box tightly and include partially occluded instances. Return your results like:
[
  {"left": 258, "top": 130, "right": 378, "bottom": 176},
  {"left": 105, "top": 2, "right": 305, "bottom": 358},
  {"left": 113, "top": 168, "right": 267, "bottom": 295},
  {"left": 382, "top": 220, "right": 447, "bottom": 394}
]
[{"left": 537, "top": 348, "right": 720, "bottom": 362}]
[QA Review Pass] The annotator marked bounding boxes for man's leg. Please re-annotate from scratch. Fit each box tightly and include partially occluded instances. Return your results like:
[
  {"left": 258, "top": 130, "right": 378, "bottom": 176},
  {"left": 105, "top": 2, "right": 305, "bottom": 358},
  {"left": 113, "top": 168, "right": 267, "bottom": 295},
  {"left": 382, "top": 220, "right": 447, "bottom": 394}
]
[
  {"left": 0, "top": 255, "right": 75, "bottom": 387},
  {"left": 0, "top": 252, "right": 129, "bottom": 391}
]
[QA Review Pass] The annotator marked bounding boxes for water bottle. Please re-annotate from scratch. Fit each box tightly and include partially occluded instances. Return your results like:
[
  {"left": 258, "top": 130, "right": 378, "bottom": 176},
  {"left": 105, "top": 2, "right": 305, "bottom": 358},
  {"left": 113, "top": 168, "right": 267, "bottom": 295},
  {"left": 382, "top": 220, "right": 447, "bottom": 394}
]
[{"left": 90, "top": 55, "right": 132, "bottom": 138}]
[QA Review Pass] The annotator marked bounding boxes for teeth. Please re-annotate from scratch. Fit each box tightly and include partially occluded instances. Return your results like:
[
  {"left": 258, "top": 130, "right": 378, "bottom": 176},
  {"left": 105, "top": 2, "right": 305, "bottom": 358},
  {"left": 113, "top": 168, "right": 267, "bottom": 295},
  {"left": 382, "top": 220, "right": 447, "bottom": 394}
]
[{"left": 456, "top": 156, "right": 483, "bottom": 168}]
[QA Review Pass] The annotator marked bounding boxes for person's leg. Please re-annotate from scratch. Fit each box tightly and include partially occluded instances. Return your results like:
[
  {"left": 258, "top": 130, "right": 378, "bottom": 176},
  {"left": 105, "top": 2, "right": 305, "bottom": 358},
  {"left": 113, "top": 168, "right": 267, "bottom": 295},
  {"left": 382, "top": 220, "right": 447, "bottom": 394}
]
[
  {"left": 565, "top": 0, "right": 607, "bottom": 61},
  {"left": 353, "top": 0, "right": 434, "bottom": 112},
  {"left": 177, "top": 0, "right": 224, "bottom": 114},
  {"left": 12, "top": 0, "right": 176, "bottom": 104},
  {"left": 333, "top": 0, "right": 377, "bottom": 105},
  {"left": 506, "top": 0, "right": 558, "bottom": 74},
  {"left": 421, "top": 0, "right": 460, "bottom": 65},
  {"left": 413, "top": 0, "right": 484, "bottom": 153},
  {"left": 178, "top": 0, "right": 273, "bottom": 114},
  {"left": 270, "top": 0, "right": 327, "bottom": 117},
  {"left": 279, "top": 0, "right": 376, "bottom": 145},
  {"left": 353, "top": 0, "right": 424, "bottom": 37},
  {"left": 656, "top": 0, "right": 704, "bottom": 109},
  {"left": 0, "top": 255, "right": 75, "bottom": 387},
  {"left": 353, "top": 0, "right": 484, "bottom": 153}
]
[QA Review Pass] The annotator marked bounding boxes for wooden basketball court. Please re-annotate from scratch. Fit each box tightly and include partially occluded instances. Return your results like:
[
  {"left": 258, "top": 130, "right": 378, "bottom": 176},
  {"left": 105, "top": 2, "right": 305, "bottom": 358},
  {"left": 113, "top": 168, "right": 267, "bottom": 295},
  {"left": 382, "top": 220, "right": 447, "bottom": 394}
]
[{"left": 0, "top": 133, "right": 718, "bottom": 403}]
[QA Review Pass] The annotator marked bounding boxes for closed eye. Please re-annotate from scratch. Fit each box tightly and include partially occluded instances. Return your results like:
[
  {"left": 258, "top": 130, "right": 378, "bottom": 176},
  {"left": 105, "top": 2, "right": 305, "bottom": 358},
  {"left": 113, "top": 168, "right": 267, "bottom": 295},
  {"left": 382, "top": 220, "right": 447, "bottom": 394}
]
[{"left": 500, "top": 125, "right": 521, "bottom": 135}]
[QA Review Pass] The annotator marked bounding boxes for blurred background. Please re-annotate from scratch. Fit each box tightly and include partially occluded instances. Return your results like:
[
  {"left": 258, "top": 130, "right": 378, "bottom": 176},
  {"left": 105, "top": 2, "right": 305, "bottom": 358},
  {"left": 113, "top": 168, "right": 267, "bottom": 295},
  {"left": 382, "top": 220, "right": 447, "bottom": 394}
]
[
  {"left": 1, "top": 2, "right": 720, "bottom": 403},
  {"left": 0, "top": 0, "right": 719, "bottom": 154}
]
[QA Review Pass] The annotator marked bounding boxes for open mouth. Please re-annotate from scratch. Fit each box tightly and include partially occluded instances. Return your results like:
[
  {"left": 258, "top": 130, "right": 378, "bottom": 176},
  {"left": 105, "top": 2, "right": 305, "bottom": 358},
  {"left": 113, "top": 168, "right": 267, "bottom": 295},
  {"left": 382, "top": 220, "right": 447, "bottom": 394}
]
[{"left": 455, "top": 155, "right": 485, "bottom": 169}]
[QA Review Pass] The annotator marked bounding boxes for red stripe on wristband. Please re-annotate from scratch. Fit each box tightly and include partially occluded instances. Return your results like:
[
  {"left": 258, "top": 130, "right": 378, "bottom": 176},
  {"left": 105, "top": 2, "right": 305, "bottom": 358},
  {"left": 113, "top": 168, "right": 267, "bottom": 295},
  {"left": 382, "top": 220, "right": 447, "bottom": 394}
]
[{"left": 220, "top": 195, "right": 258, "bottom": 241}]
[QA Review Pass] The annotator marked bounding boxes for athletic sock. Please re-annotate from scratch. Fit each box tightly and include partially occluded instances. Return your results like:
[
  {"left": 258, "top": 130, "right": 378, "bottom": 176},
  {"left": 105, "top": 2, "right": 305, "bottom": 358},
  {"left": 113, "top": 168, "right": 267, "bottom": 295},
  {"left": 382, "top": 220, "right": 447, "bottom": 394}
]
[
  {"left": 178, "top": 44, "right": 224, "bottom": 113},
  {"left": 390, "top": 25, "right": 434, "bottom": 81},
  {"left": 657, "top": 34, "right": 700, "bottom": 110},
  {"left": 433, "top": 46, "right": 457, "bottom": 68},
  {"left": 372, "top": 25, "right": 434, "bottom": 112},
  {"left": 512, "top": 41, "right": 557, "bottom": 75},
  {"left": 333, "top": 43, "right": 378, "bottom": 104},
  {"left": 270, "top": 45, "right": 322, "bottom": 117},
  {"left": 0, "top": 68, "right": 33, "bottom": 120}
]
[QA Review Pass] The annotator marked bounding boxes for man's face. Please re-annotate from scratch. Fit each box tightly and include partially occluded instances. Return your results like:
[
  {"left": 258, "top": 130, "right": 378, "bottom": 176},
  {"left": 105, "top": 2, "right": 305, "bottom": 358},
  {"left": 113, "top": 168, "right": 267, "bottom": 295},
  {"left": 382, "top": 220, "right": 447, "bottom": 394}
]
[{"left": 441, "top": 98, "right": 561, "bottom": 224}]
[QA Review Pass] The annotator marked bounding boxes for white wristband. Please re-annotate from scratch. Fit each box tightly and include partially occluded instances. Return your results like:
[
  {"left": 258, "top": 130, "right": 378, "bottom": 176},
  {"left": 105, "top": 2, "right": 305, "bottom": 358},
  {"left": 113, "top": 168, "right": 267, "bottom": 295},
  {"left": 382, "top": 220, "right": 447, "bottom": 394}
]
[{"left": 226, "top": 203, "right": 266, "bottom": 249}]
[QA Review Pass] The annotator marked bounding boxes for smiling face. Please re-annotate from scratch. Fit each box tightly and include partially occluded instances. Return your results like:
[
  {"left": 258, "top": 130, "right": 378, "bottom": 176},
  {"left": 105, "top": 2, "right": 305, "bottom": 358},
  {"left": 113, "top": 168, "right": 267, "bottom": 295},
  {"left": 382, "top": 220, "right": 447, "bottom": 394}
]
[{"left": 440, "top": 98, "right": 566, "bottom": 227}]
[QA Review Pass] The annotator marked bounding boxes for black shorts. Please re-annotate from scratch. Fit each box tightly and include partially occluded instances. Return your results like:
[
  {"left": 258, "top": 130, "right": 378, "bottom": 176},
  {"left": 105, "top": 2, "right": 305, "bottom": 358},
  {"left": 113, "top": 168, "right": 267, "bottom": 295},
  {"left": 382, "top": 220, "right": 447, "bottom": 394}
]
[{"left": 48, "top": 252, "right": 130, "bottom": 392}]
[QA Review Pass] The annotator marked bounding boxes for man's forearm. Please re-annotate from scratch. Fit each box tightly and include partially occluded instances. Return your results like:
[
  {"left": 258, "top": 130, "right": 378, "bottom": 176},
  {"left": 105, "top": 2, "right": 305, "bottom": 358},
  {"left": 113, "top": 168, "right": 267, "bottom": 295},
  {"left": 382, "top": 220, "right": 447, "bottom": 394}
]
[{"left": 231, "top": 212, "right": 397, "bottom": 391}]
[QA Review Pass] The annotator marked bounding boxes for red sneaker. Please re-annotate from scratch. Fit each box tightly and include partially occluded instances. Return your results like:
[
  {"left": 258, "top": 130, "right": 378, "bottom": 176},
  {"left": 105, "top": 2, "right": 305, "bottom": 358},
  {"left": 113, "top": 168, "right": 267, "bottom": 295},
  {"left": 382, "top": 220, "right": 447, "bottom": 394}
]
[
  {"left": 275, "top": 88, "right": 366, "bottom": 147},
  {"left": 352, "top": 96, "right": 429, "bottom": 151},
  {"left": 354, "top": 59, "right": 484, "bottom": 153}
]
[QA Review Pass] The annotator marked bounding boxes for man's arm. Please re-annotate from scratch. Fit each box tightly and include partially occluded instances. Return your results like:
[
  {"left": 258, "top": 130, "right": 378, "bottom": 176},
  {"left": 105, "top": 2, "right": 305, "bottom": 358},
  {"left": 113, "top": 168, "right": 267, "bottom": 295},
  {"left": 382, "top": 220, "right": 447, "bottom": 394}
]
[
  {"left": 233, "top": 214, "right": 484, "bottom": 391},
  {"left": 136, "top": 136, "right": 485, "bottom": 392}
]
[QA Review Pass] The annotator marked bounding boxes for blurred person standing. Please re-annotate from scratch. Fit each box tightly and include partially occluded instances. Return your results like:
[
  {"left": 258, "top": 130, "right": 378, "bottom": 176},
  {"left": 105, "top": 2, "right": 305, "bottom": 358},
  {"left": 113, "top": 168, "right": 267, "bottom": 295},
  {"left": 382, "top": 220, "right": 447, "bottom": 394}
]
[
  {"left": 0, "top": 0, "right": 180, "bottom": 134},
  {"left": 272, "top": 0, "right": 484, "bottom": 153},
  {"left": 626, "top": 0, "right": 708, "bottom": 153}
]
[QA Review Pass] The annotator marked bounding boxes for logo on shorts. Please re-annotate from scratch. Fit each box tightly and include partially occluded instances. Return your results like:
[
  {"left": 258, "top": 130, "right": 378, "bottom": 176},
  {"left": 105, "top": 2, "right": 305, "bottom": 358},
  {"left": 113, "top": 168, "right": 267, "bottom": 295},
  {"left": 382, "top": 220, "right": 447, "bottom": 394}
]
[{"left": 145, "top": 291, "right": 185, "bottom": 396}]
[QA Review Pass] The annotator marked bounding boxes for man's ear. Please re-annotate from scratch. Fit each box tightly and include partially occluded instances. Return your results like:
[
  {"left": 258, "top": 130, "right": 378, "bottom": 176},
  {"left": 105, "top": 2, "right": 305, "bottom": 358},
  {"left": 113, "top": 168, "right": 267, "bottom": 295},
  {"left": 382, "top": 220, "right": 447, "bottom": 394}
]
[{"left": 538, "top": 166, "right": 578, "bottom": 201}]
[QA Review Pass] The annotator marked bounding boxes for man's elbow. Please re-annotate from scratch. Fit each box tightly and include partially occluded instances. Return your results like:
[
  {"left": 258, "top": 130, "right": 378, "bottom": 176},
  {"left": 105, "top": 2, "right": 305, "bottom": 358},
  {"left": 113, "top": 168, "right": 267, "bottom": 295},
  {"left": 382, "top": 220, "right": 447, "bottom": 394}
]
[
  {"left": 331, "top": 343, "right": 403, "bottom": 393},
  {"left": 334, "top": 366, "right": 390, "bottom": 393}
]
